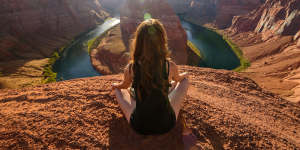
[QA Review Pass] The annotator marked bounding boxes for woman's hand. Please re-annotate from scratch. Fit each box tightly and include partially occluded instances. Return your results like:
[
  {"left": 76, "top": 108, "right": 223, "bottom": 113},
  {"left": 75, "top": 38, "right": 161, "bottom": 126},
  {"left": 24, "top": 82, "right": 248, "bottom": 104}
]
[
  {"left": 179, "top": 72, "right": 188, "bottom": 78},
  {"left": 177, "top": 72, "right": 188, "bottom": 82},
  {"left": 111, "top": 83, "right": 119, "bottom": 91}
]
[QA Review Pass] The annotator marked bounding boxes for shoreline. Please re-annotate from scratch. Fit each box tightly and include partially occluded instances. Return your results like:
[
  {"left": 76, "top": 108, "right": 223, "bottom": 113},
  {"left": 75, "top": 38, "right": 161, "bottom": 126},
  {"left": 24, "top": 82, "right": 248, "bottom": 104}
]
[
  {"left": 180, "top": 17, "right": 249, "bottom": 71},
  {"left": 43, "top": 24, "right": 108, "bottom": 83},
  {"left": 220, "top": 30, "right": 300, "bottom": 103}
]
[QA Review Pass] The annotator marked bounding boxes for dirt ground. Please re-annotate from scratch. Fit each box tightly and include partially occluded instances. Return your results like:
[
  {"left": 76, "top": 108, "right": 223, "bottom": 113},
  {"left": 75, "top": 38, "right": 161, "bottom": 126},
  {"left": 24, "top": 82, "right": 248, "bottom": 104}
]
[{"left": 0, "top": 66, "right": 299, "bottom": 149}]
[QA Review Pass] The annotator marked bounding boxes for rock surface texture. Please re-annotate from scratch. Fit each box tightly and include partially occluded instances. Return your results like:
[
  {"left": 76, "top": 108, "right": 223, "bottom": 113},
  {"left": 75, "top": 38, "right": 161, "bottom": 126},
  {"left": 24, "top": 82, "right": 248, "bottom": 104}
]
[
  {"left": 90, "top": 25, "right": 128, "bottom": 75},
  {"left": 0, "top": 0, "right": 108, "bottom": 89},
  {"left": 215, "top": 0, "right": 262, "bottom": 28},
  {"left": 167, "top": 0, "right": 262, "bottom": 28},
  {"left": 98, "top": 0, "right": 126, "bottom": 14},
  {"left": 225, "top": 0, "right": 300, "bottom": 102},
  {"left": 0, "top": 0, "right": 108, "bottom": 61},
  {"left": 120, "top": 0, "right": 188, "bottom": 65},
  {"left": 0, "top": 66, "right": 299, "bottom": 149},
  {"left": 230, "top": 0, "right": 300, "bottom": 40}
]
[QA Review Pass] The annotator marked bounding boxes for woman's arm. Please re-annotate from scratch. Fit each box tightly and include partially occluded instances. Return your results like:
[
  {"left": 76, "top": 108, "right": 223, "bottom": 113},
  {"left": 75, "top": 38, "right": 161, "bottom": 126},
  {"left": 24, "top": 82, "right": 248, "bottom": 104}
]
[
  {"left": 170, "top": 61, "right": 188, "bottom": 82},
  {"left": 112, "top": 65, "right": 132, "bottom": 90}
]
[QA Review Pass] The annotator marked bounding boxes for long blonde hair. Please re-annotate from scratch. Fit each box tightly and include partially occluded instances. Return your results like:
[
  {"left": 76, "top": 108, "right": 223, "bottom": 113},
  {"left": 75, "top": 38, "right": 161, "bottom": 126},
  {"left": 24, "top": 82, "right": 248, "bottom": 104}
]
[{"left": 130, "top": 19, "right": 171, "bottom": 99}]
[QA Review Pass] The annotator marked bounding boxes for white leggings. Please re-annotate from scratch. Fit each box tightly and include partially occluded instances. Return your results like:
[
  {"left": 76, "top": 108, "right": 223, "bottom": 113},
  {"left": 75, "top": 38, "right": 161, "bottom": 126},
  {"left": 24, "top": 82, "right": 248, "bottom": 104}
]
[{"left": 114, "top": 78, "right": 189, "bottom": 123}]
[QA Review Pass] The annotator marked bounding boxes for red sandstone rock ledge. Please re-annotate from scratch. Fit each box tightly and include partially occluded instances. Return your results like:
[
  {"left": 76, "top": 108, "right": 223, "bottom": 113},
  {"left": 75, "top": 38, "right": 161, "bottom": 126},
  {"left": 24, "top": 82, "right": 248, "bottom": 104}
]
[
  {"left": 224, "top": 0, "right": 300, "bottom": 102},
  {"left": 0, "top": 66, "right": 299, "bottom": 149}
]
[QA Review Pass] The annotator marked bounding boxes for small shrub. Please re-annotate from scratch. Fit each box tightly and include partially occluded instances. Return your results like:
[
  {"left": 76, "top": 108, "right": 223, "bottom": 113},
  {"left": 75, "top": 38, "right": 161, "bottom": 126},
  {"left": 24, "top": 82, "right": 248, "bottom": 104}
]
[
  {"left": 42, "top": 50, "right": 61, "bottom": 83},
  {"left": 202, "top": 27, "right": 251, "bottom": 72},
  {"left": 187, "top": 40, "right": 202, "bottom": 58},
  {"left": 87, "top": 37, "right": 99, "bottom": 54},
  {"left": 59, "top": 46, "right": 66, "bottom": 53},
  {"left": 224, "top": 38, "right": 251, "bottom": 72},
  {"left": 87, "top": 28, "right": 111, "bottom": 54},
  {"left": 42, "top": 66, "right": 57, "bottom": 84}
]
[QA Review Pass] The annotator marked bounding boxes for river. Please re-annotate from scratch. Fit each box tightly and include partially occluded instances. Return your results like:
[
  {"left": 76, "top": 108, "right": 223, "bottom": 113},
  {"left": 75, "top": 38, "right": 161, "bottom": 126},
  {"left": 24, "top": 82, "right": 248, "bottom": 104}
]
[
  {"left": 180, "top": 19, "right": 240, "bottom": 69},
  {"left": 54, "top": 18, "right": 240, "bottom": 81},
  {"left": 53, "top": 18, "right": 120, "bottom": 81}
]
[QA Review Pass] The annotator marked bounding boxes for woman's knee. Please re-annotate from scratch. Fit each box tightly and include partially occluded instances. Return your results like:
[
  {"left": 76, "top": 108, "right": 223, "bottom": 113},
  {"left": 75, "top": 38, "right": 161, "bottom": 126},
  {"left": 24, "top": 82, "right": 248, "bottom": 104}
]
[
  {"left": 114, "top": 89, "right": 124, "bottom": 100},
  {"left": 182, "top": 77, "right": 189, "bottom": 84},
  {"left": 179, "top": 78, "right": 189, "bottom": 88},
  {"left": 114, "top": 88, "right": 121, "bottom": 93}
]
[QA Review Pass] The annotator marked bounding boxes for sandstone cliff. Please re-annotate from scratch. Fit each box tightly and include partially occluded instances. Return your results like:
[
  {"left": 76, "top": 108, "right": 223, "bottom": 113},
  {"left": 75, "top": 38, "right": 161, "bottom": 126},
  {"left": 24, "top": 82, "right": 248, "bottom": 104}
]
[
  {"left": 0, "top": 66, "right": 299, "bottom": 149},
  {"left": 225, "top": 0, "right": 300, "bottom": 102},
  {"left": 98, "top": 0, "right": 126, "bottom": 14},
  {"left": 215, "top": 0, "right": 263, "bottom": 28},
  {"left": 167, "top": 0, "right": 262, "bottom": 28},
  {"left": 0, "top": 0, "right": 109, "bottom": 89},
  {"left": 90, "top": 25, "right": 129, "bottom": 75},
  {"left": 230, "top": 0, "right": 300, "bottom": 39},
  {"left": 120, "top": 0, "right": 188, "bottom": 65},
  {"left": 168, "top": 0, "right": 217, "bottom": 25},
  {"left": 0, "top": 0, "right": 108, "bottom": 61}
]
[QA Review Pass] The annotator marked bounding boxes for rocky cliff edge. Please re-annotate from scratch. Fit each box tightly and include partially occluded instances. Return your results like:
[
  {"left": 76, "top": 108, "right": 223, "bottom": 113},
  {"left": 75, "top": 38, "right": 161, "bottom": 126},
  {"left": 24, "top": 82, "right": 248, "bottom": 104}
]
[{"left": 0, "top": 66, "right": 299, "bottom": 149}]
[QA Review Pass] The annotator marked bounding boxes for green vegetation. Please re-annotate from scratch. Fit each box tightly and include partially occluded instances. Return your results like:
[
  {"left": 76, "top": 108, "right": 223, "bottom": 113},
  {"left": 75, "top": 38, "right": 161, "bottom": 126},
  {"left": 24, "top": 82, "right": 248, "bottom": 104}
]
[
  {"left": 187, "top": 40, "right": 205, "bottom": 66},
  {"left": 204, "top": 27, "right": 251, "bottom": 72},
  {"left": 42, "top": 51, "right": 60, "bottom": 84},
  {"left": 87, "top": 37, "right": 100, "bottom": 54},
  {"left": 187, "top": 40, "right": 202, "bottom": 58},
  {"left": 0, "top": 71, "right": 3, "bottom": 77},
  {"left": 87, "top": 28, "right": 111, "bottom": 54},
  {"left": 223, "top": 37, "right": 251, "bottom": 72}
]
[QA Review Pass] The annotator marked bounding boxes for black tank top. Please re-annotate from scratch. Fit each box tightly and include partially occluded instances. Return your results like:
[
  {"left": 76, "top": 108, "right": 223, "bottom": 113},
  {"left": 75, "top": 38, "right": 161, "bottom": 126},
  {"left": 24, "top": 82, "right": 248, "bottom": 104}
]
[{"left": 129, "top": 60, "right": 176, "bottom": 135}]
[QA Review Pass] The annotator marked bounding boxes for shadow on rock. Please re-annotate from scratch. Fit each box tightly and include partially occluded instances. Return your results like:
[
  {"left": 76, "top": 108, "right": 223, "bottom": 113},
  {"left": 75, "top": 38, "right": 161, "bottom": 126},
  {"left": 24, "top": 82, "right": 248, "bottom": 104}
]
[{"left": 108, "top": 115, "right": 184, "bottom": 150}]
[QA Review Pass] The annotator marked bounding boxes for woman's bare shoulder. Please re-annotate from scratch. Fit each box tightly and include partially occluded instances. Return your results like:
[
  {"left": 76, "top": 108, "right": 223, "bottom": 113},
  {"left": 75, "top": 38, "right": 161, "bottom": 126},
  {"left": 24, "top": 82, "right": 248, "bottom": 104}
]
[
  {"left": 124, "top": 62, "right": 134, "bottom": 78},
  {"left": 168, "top": 60, "right": 178, "bottom": 70}
]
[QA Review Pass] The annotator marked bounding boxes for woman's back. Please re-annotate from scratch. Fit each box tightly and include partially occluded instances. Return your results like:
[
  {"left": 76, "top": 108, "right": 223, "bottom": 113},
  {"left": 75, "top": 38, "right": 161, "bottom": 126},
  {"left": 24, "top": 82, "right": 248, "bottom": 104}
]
[{"left": 129, "top": 59, "right": 176, "bottom": 135}]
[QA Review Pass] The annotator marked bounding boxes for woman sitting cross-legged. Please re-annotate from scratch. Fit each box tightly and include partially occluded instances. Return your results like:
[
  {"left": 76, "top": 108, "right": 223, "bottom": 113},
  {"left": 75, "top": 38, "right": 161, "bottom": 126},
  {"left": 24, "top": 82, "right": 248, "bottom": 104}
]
[{"left": 112, "top": 19, "right": 193, "bottom": 140}]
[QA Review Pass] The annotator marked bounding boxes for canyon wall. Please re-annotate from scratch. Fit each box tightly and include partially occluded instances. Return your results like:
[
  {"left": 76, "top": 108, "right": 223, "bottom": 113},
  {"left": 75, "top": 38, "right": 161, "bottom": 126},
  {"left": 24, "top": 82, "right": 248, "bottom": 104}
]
[
  {"left": 225, "top": 0, "right": 300, "bottom": 102},
  {"left": 0, "top": 0, "right": 109, "bottom": 62},
  {"left": 215, "top": 0, "right": 263, "bottom": 28},
  {"left": 120, "top": 0, "right": 188, "bottom": 65},
  {"left": 98, "top": 0, "right": 126, "bottom": 14},
  {"left": 167, "top": 0, "right": 262, "bottom": 28},
  {"left": 230, "top": 0, "right": 300, "bottom": 40}
]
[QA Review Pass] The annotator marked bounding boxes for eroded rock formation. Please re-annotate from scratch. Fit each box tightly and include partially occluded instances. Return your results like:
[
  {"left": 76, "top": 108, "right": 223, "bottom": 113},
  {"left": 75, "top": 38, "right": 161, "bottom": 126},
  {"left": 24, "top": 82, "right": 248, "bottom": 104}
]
[
  {"left": 98, "top": 0, "right": 126, "bottom": 14},
  {"left": 90, "top": 25, "right": 128, "bottom": 75},
  {"left": 230, "top": 0, "right": 300, "bottom": 40},
  {"left": 167, "top": 0, "right": 262, "bottom": 28},
  {"left": 216, "top": 0, "right": 262, "bottom": 28},
  {"left": 0, "top": 66, "right": 299, "bottom": 149},
  {"left": 168, "top": 0, "right": 217, "bottom": 25},
  {"left": 120, "top": 0, "right": 188, "bottom": 65},
  {"left": 225, "top": 0, "right": 300, "bottom": 102}
]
